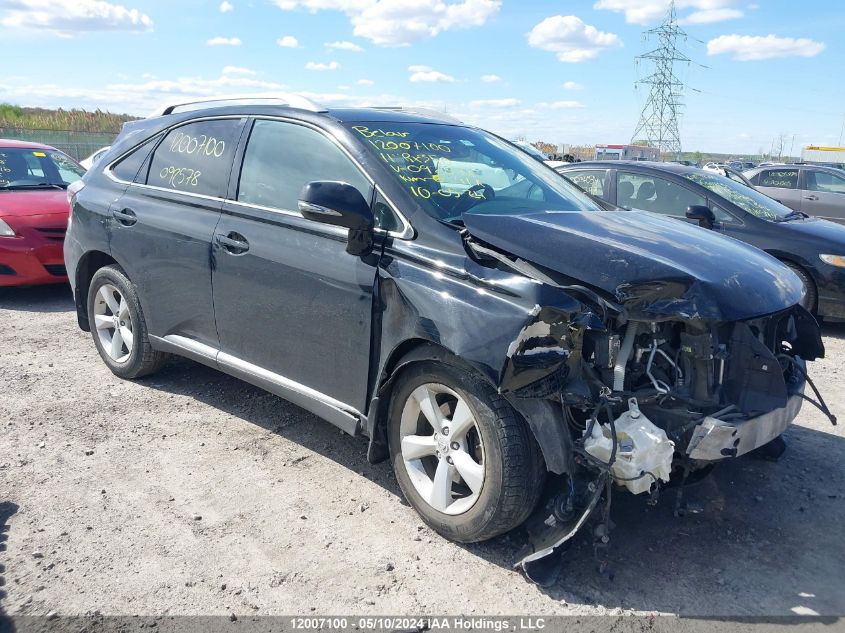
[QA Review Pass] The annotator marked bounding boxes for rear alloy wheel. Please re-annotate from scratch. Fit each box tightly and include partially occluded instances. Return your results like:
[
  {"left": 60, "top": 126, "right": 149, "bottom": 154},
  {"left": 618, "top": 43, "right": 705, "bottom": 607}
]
[
  {"left": 388, "top": 361, "right": 545, "bottom": 543},
  {"left": 87, "top": 265, "right": 167, "bottom": 379},
  {"left": 93, "top": 283, "right": 134, "bottom": 363}
]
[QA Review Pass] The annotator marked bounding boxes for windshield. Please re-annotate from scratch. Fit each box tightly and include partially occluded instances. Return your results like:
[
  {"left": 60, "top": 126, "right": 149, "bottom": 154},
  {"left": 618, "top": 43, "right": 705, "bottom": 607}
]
[
  {"left": 0, "top": 147, "right": 85, "bottom": 189},
  {"left": 683, "top": 171, "right": 795, "bottom": 221},
  {"left": 348, "top": 122, "right": 602, "bottom": 223}
]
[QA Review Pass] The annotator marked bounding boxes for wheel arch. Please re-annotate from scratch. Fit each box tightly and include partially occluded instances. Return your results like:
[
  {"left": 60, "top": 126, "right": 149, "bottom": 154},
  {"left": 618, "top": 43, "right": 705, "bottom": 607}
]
[
  {"left": 365, "top": 338, "right": 570, "bottom": 475},
  {"left": 765, "top": 250, "right": 819, "bottom": 312},
  {"left": 73, "top": 250, "right": 119, "bottom": 331}
]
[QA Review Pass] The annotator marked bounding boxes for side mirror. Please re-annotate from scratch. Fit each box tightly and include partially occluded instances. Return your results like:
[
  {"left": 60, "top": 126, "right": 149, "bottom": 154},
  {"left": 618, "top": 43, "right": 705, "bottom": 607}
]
[
  {"left": 298, "top": 181, "right": 374, "bottom": 255},
  {"left": 686, "top": 205, "right": 716, "bottom": 230}
]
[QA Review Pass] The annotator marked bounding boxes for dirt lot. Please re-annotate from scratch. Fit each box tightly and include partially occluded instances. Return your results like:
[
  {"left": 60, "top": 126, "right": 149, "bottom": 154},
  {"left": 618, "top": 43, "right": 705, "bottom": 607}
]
[{"left": 1, "top": 284, "right": 844, "bottom": 618}]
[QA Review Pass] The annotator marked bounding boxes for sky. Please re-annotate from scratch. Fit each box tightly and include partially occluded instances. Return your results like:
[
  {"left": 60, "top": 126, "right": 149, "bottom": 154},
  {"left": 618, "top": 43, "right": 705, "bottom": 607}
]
[{"left": 1, "top": 0, "right": 843, "bottom": 155}]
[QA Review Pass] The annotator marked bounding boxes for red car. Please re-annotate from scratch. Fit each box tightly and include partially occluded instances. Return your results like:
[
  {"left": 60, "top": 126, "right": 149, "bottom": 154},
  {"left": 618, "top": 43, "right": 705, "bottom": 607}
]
[{"left": 0, "top": 140, "right": 86, "bottom": 287}]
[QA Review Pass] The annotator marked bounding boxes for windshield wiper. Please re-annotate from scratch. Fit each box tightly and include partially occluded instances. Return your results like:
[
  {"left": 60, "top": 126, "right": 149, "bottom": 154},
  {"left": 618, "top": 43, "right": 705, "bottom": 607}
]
[
  {"left": 777, "top": 210, "right": 806, "bottom": 222},
  {"left": 0, "top": 182, "right": 66, "bottom": 191}
]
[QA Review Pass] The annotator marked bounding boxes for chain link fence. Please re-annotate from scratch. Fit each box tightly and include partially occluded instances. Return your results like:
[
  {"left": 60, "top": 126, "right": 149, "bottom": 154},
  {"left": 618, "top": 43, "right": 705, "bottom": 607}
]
[{"left": 0, "top": 127, "right": 118, "bottom": 161}]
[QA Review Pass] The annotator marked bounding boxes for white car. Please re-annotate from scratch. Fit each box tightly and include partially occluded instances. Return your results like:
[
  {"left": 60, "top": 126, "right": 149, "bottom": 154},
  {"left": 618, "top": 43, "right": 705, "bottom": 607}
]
[{"left": 80, "top": 146, "right": 111, "bottom": 170}]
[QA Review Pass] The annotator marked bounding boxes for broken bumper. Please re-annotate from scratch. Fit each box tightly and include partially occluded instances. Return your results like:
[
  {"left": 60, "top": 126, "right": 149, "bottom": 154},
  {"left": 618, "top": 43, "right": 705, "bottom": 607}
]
[{"left": 686, "top": 373, "right": 806, "bottom": 462}]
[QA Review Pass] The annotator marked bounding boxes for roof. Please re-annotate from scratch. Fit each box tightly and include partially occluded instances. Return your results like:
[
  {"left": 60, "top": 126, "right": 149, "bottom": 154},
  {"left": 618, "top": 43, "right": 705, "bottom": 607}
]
[
  {"left": 556, "top": 160, "right": 701, "bottom": 175},
  {"left": 0, "top": 138, "right": 57, "bottom": 151}
]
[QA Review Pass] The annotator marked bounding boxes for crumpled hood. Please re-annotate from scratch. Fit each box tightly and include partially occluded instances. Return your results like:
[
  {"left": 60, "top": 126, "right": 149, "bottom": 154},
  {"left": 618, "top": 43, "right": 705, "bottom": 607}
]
[
  {"left": 464, "top": 209, "right": 802, "bottom": 321},
  {"left": 0, "top": 189, "right": 69, "bottom": 217}
]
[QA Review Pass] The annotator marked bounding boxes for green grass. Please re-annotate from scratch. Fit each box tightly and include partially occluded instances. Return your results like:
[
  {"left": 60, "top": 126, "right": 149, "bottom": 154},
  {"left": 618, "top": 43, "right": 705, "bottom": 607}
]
[{"left": 0, "top": 103, "right": 137, "bottom": 133}]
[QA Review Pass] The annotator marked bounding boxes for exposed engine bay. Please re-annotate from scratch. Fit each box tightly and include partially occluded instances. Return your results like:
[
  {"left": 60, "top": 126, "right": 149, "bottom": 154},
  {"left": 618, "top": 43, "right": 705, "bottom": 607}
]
[{"left": 499, "top": 302, "right": 835, "bottom": 584}]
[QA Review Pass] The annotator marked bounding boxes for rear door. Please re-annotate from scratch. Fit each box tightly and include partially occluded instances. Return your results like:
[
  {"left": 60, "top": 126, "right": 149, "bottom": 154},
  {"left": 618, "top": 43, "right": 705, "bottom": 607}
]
[
  {"left": 211, "top": 117, "right": 382, "bottom": 421},
  {"left": 109, "top": 117, "right": 245, "bottom": 349},
  {"left": 801, "top": 168, "right": 845, "bottom": 222},
  {"left": 752, "top": 167, "right": 802, "bottom": 210}
]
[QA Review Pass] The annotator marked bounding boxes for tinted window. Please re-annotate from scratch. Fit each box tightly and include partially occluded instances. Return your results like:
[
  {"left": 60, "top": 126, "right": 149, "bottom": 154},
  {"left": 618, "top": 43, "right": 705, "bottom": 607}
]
[
  {"left": 237, "top": 119, "right": 375, "bottom": 216},
  {"left": 758, "top": 168, "right": 798, "bottom": 189},
  {"left": 806, "top": 169, "right": 845, "bottom": 193},
  {"left": 111, "top": 136, "right": 159, "bottom": 182},
  {"left": 563, "top": 169, "right": 608, "bottom": 198},
  {"left": 148, "top": 119, "right": 243, "bottom": 197},
  {"left": 617, "top": 171, "right": 706, "bottom": 216}
]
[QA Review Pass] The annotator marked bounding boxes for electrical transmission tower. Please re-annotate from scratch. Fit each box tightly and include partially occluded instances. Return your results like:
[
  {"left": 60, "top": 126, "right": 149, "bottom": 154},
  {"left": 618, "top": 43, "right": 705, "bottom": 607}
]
[{"left": 631, "top": 0, "right": 689, "bottom": 157}]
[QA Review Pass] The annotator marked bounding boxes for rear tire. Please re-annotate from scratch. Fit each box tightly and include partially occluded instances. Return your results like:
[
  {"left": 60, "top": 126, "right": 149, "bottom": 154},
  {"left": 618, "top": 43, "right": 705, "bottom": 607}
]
[
  {"left": 87, "top": 265, "right": 167, "bottom": 379},
  {"left": 782, "top": 261, "right": 817, "bottom": 313},
  {"left": 388, "top": 360, "right": 545, "bottom": 543}
]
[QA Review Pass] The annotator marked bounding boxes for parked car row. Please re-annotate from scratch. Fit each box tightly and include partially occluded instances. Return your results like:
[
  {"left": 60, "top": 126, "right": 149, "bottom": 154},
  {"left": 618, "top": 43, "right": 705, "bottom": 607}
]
[{"left": 2, "top": 96, "right": 840, "bottom": 585}]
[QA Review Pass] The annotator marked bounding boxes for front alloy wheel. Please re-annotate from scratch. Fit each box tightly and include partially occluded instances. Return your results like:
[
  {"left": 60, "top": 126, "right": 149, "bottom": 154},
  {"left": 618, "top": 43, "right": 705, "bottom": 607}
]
[
  {"left": 399, "top": 383, "right": 485, "bottom": 515},
  {"left": 388, "top": 361, "right": 545, "bottom": 543}
]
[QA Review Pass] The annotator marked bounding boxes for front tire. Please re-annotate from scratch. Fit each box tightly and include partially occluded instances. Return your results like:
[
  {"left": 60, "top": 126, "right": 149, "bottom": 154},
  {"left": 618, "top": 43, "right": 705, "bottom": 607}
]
[
  {"left": 388, "top": 360, "right": 545, "bottom": 543},
  {"left": 87, "top": 265, "right": 167, "bottom": 379},
  {"left": 782, "top": 261, "right": 817, "bottom": 313}
]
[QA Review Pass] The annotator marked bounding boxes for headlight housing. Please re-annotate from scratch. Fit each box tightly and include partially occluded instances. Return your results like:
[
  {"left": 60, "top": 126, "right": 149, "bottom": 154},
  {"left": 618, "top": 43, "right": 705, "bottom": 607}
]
[
  {"left": 0, "top": 218, "right": 15, "bottom": 237},
  {"left": 820, "top": 254, "right": 845, "bottom": 268}
]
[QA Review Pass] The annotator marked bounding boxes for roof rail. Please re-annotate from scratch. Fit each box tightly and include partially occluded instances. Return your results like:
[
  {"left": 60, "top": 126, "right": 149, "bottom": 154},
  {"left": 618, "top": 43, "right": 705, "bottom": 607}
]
[
  {"left": 372, "top": 106, "right": 463, "bottom": 125},
  {"left": 148, "top": 93, "right": 327, "bottom": 118}
]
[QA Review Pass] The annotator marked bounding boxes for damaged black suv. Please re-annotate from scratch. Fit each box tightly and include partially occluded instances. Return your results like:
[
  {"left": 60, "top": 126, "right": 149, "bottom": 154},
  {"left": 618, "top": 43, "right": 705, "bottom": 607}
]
[{"left": 65, "top": 96, "right": 831, "bottom": 581}]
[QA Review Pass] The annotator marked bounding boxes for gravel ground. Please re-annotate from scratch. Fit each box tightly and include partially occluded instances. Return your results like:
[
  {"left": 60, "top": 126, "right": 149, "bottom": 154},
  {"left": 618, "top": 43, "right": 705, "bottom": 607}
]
[{"left": 1, "top": 284, "right": 844, "bottom": 618}]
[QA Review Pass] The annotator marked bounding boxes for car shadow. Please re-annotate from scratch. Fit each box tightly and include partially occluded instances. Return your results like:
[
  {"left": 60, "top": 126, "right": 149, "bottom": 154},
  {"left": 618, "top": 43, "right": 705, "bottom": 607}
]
[
  {"left": 0, "top": 284, "right": 74, "bottom": 313},
  {"left": 139, "top": 357, "right": 845, "bottom": 617},
  {"left": 820, "top": 320, "right": 845, "bottom": 341}
]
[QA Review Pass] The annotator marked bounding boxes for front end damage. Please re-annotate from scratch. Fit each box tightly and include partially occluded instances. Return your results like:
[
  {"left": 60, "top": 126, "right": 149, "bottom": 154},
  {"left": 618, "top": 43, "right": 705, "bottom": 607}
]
[{"left": 500, "top": 299, "right": 834, "bottom": 584}]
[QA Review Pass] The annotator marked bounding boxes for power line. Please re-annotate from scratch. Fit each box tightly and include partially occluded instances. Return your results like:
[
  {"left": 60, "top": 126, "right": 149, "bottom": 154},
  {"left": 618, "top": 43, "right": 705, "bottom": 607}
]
[{"left": 631, "top": 0, "right": 688, "bottom": 157}]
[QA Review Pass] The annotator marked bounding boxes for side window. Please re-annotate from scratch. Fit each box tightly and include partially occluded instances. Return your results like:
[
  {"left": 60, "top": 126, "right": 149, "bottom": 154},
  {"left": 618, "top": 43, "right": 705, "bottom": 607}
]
[
  {"left": 563, "top": 169, "right": 607, "bottom": 199},
  {"left": 806, "top": 170, "right": 845, "bottom": 194},
  {"left": 758, "top": 169, "right": 798, "bottom": 189},
  {"left": 618, "top": 171, "right": 706, "bottom": 216},
  {"left": 111, "top": 136, "right": 160, "bottom": 182},
  {"left": 147, "top": 119, "right": 243, "bottom": 197},
  {"left": 237, "top": 119, "right": 376, "bottom": 220}
]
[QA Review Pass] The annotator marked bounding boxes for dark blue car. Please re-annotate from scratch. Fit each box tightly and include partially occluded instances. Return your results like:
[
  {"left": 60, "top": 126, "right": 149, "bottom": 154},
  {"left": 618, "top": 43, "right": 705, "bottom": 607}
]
[{"left": 558, "top": 161, "right": 845, "bottom": 321}]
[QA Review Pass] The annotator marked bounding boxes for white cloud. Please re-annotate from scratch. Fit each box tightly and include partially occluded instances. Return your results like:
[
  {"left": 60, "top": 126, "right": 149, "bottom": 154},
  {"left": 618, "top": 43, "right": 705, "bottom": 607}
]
[
  {"left": 408, "top": 65, "right": 455, "bottom": 83},
  {"left": 357, "top": 78, "right": 375, "bottom": 86},
  {"left": 305, "top": 60, "right": 340, "bottom": 70},
  {"left": 543, "top": 100, "right": 585, "bottom": 109},
  {"left": 562, "top": 81, "right": 583, "bottom": 90},
  {"left": 528, "top": 15, "right": 621, "bottom": 63},
  {"left": 219, "top": 1, "right": 233, "bottom": 12},
  {"left": 470, "top": 98, "right": 520, "bottom": 108},
  {"left": 325, "top": 40, "right": 364, "bottom": 51},
  {"left": 207, "top": 36, "right": 241, "bottom": 46},
  {"left": 594, "top": 0, "right": 744, "bottom": 25},
  {"left": 275, "top": 0, "right": 501, "bottom": 47},
  {"left": 707, "top": 34, "right": 825, "bottom": 60},
  {"left": 222, "top": 66, "right": 256, "bottom": 75},
  {"left": 0, "top": 0, "right": 153, "bottom": 35},
  {"left": 680, "top": 8, "right": 742, "bottom": 24},
  {"left": 480, "top": 74, "right": 502, "bottom": 83},
  {"left": 277, "top": 35, "right": 301, "bottom": 47}
]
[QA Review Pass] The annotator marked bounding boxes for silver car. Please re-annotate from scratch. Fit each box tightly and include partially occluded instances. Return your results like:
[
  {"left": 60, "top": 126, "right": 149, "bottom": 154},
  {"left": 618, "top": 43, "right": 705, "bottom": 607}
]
[{"left": 745, "top": 164, "right": 845, "bottom": 224}]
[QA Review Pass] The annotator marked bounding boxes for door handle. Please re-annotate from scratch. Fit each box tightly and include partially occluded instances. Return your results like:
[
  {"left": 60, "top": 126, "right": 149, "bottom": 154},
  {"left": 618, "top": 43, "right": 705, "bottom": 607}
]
[
  {"left": 803, "top": 194, "right": 819, "bottom": 201},
  {"left": 112, "top": 207, "right": 137, "bottom": 226},
  {"left": 215, "top": 232, "right": 249, "bottom": 254}
]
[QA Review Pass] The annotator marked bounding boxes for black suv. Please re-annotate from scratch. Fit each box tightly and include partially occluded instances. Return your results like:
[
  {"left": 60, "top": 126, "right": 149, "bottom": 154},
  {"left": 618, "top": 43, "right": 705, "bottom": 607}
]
[{"left": 65, "top": 96, "right": 827, "bottom": 580}]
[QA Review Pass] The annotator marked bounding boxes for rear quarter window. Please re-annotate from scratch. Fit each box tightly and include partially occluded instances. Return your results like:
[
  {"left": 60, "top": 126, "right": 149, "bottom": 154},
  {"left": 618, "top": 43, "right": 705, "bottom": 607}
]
[
  {"left": 110, "top": 136, "right": 160, "bottom": 182},
  {"left": 147, "top": 119, "right": 243, "bottom": 197}
]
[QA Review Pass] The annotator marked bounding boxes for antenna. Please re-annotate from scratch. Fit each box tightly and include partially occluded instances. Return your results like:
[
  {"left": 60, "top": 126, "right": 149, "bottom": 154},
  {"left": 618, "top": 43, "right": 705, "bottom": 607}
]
[{"left": 630, "top": 0, "right": 689, "bottom": 158}]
